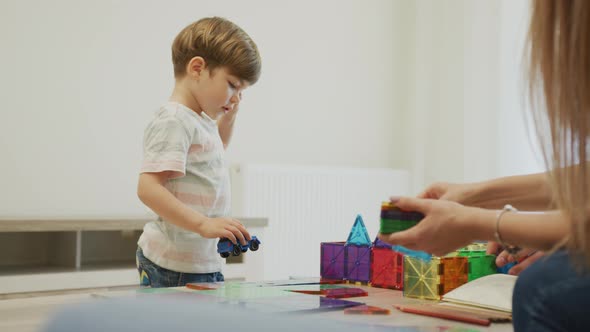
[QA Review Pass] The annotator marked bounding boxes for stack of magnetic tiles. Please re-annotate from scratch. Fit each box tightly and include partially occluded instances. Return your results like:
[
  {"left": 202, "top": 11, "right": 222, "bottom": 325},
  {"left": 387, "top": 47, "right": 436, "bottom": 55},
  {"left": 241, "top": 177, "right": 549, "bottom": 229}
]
[
  {"left": 380, "top": 202, "right": 497, "bottom": 300},
  {"left": 319, "top": 203, "right": 498, "bottom": 301},
  {"left": 320, "top": 214, "right": 404, "bottom": 290}
]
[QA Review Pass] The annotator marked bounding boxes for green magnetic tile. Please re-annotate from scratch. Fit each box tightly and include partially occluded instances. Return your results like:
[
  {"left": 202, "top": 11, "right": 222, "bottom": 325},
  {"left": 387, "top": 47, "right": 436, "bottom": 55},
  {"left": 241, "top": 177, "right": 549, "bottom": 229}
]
[
  {"left": 380, "top": 219, "right": 419, "bottom": 227},
  {"left": 468, "top": 255, "right": 497, "bottom": 281},
  {"left": 279, "top": 284, "right": 348, "bottom": 292},
  {"left": 403, "top": 256, "right": 441, "bottom": 300},
  {"left": 457, "top": 249, "right": 487, "bottom": 257},
  {"left": 193, "top": 284, "right": 296, "bottom": 300},
  {"left": 136, "top": 287, "right": 181, "bottom": 294},
  {"left": 247, "top": 278, "right": 325, "bottom": 287},
  {"left": 463, "top": 242, "right": 488, "bottom": 251},
  {"left": 457, "top": 242, "right": 487, "bottom": 255},
  {"left": 379, "top": 219, "right": 418, "bottom": 234}
]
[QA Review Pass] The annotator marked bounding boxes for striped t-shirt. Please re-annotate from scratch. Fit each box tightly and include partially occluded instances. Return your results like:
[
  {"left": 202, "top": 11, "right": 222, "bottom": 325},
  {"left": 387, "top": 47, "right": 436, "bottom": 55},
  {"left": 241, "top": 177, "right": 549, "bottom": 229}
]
[{"left": 138, "top": 102, "right": 230, "bottom": 273}]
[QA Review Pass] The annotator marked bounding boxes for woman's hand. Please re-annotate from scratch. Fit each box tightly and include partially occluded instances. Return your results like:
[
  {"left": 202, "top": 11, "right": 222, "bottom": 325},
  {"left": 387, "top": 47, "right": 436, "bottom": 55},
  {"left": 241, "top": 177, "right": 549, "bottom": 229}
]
[
  {"left": 490, "top": 243, "right": 545, "bottom": 275},
  {"left": 378, "top": 197, "right": 485, "bottom": 256},
  {"left": 417, "top": 182, "right": 479, "bottom": 205}
]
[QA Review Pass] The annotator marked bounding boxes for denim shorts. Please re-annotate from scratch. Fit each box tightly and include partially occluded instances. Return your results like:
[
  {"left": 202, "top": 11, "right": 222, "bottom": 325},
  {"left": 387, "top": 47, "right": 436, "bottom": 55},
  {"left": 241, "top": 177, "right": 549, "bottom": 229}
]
[
  {"left": 136, "top": 247, "right": 224, "bottom": 288},
  {"left": 512, "top": 250, "right": 590, "bottom": 331}
]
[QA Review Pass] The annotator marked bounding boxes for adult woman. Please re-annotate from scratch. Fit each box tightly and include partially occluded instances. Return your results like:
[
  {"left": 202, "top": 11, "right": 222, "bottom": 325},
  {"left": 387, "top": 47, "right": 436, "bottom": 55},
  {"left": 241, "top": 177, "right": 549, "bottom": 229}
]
[{"left": 379, "top": 2, "right": 590, "bottom": 331}]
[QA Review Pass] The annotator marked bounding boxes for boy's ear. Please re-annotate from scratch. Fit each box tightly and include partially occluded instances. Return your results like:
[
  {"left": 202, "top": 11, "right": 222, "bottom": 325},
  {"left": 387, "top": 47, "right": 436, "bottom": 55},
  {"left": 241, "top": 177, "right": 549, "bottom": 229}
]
[{"left": 186, "top": 56, "right": 206, "bottom": 79}]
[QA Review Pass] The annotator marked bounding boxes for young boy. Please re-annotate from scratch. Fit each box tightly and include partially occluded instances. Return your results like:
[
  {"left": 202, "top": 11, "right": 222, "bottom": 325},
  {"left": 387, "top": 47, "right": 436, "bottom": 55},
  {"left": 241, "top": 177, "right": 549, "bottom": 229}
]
[{"left": 136, "top": 17, "right": 261, "bottom": 287}]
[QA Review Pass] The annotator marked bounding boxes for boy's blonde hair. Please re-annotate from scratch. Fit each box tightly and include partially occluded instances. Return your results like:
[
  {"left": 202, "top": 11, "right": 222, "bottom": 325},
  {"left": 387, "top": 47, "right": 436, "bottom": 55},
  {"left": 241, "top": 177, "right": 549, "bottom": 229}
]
[{"left": 172, "top": 17, "right": 261, "bottom": 84}]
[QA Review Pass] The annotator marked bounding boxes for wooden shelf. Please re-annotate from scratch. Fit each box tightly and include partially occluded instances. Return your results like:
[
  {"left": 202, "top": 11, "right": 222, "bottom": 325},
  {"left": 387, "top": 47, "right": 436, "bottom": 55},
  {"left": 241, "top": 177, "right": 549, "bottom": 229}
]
[{"left": 0, "top": 217, "right": 268, "bottom": 294}]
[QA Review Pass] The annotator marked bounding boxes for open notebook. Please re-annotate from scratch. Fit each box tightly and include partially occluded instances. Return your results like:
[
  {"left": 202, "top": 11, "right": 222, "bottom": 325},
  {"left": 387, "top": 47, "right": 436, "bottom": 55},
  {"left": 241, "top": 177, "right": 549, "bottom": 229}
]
[
  {"left": 395, "top": 274, "right": 516, "bottom": 326},
  {"left": 442, "top": 273, "right": 517, "bottom": 313}
]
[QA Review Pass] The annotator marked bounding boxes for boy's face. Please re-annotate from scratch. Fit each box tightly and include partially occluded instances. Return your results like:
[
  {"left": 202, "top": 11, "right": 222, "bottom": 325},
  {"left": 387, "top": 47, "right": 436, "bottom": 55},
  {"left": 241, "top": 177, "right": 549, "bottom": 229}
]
[{"left": 191, "top": 66, "right": 249, "bottom": 120}]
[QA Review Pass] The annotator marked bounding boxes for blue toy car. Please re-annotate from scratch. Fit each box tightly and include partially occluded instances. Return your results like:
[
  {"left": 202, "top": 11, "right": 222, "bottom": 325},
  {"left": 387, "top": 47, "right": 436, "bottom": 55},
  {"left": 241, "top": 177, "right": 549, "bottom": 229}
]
[{"left": 217, "top": 236, "right": 261, "bottom": 258}]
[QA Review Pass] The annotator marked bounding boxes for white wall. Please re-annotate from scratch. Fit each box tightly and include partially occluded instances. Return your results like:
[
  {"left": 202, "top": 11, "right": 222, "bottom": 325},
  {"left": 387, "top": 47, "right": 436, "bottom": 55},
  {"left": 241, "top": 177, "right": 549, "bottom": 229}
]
[
  {"left": 0, "top": 0, "right": 544, "bottom": 218},
  {"left": 0, "top": 0, "right": 404, "bottom": 217},
  {"left": 400, "top": 0, "right": 542, "bottom": 194},
  {"left": 497, "top": 0, "right": 544, "bottom": 176}
]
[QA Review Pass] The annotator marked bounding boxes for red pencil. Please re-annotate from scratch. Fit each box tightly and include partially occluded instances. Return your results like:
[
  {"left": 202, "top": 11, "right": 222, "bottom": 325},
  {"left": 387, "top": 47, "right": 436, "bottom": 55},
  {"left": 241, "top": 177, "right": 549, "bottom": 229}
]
[{"left": 394, "top": 304, "right": 491, "bottom": 326}]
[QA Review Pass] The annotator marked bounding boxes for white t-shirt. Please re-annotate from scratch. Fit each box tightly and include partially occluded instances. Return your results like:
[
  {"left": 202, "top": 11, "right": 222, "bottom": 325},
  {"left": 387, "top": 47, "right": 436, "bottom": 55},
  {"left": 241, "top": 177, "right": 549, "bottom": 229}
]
[{"left": 138, "top": 102, "right": 230, "bottom": 273}]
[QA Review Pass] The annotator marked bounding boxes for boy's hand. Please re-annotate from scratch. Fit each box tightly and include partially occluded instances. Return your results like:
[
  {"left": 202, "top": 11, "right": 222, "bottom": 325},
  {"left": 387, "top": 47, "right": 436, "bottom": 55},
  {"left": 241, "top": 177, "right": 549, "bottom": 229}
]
[
  {"left": 221, "top": 99, "right": 240, "bottom": 119},
  {"left": 198, "top": 217, "right": 251, "bottom": 245}
]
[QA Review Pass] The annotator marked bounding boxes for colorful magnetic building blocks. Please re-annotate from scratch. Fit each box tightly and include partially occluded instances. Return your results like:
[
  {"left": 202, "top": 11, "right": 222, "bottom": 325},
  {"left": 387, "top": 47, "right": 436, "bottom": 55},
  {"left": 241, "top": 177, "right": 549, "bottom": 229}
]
[
  {"left": 320, "top": 242, "right": 346, "bottom": 280},
  {"left": 439, "top": 257, "right": 469, "bottom": 294},
  {"left": 344, "top": 305, "right": 391, "bottom": 315},
  {"left": 344, "top": 245, "right": 371, "bottom": 283},
  {"left": 467, "top": 255, "right": 497, "bottom": 281},
  {"left": 403, "top": 256, "right": 470, "bottom": 300},
  {"left": 457, "top": 243, "right": 497, "bottom": 281},
  {"left": 403, "top": 256, "right": 442, "bottom": 300},
  {"left": 320, "top": 208, "right": 501, "bottom": 301},
  {"left": 370, "top": 247, "right": 403, "bottom": 290},
  {"left": 379, "top": 202, "right": 424, "bottom": 234},
  {"left": 346, "top": 215, "right": 372, "bottom": 246},
  {"left": 373, "top": 236, "right": 392, "bottom": 249},
  {"left": 380, "top": 202, "right": 431, "bottom": 260},
  {"left": 320, "top": 216, "right": 374, "bottom": 284}
]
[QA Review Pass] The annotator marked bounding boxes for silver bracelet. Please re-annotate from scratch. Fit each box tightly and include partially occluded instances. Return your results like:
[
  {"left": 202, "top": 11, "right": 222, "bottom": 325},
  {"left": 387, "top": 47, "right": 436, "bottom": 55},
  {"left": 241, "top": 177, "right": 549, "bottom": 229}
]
[{"left": 494, "top": 204, "right": 521, "bottom": 256}]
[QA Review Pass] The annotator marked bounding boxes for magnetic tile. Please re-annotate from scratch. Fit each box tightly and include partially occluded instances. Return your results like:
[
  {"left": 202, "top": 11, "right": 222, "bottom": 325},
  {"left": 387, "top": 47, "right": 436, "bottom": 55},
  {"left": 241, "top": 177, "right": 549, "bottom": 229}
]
[
  {"left": 343, "top": 305, "right": 390, "bottom": 315},
  {"left": 380, "top": 219, "right": 419, "bottom": 234},
  {"left": 320, "top": 242, "right": 346, "bottom": 280},
  {"left": 194, "top": 282, "right": 295, "bottom": 300},
  {"left": 393, "top": 245, "right": 432, "bottom": 261},
  {"left": 346, "top": 215, "right": 372, "bottom": 246},
  {"left": 186, "top": 282, "right": 224, "bottom": 290},
  {"left": 324, "top": 287, "right": 368, "bottom": 298},
  {"left": 283, "top": 284, "right": 348, "bottom": 296},
  {"left": 468, "top": 255, "right": 497, "bottom": 281},
  {"left": 373, "top": 236, "right": 392, "bottom": 249},
  {"left": 380, "top": 209, "right": 424, "bottom": 222},
  {"left": 245, "top": 293, "right": 363, "bottom": 313},
  {"left": 439, "top": 257, "right": 468, "bottom": 294},
  {"left": 403, "top": 256, "right": 441, "bottom": 300},
  {"left": 344, "top": 245, "right": 371, "bottom": 282},
  {"left": 370, "top": 247, "right": 403, "bottom": 290}
]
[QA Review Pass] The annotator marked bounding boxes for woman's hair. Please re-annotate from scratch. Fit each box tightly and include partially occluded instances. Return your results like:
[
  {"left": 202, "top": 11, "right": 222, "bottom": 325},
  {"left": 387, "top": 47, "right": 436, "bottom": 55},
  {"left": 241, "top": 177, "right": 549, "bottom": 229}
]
[
  {"left": 528, "top": 0, "right": 590, "bottom": 265},
  {"left": 171, "top": 17, "right": 261, "bottom": 84}
]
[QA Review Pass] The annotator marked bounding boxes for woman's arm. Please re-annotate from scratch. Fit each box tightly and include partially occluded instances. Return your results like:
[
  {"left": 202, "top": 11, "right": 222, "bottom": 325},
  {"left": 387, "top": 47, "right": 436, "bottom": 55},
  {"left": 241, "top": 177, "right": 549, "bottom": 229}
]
[
  {"left": 378, "top": 197, "right": 569, "bottom": 256},
  {"left": 464, "top": 173, "right": 554, "bottom": 211},
  {"left": 470, "top": 208, "right": 569, "bottom": 250}
]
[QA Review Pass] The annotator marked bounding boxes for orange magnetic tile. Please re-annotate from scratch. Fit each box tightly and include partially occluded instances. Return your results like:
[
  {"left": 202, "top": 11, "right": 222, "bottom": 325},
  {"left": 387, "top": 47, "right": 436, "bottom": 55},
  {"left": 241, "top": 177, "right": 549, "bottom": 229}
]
[
  {"left": 440, "top": 257, "right": 469, "bottom": 295},
  {"left": 344, "top": 305, "right": 390, "bottom": 315},
  {"left": 318, "top": 278, "right": 346, "bottom": 284},
  {"left": 381, "top": 201, "right": 395, "bottom": 207},
  {"left": 324, "top": 287, "right": 368, "bottom": 299},
  {"left": 186, "top": 283, "right": 219, "bottom": 291}
]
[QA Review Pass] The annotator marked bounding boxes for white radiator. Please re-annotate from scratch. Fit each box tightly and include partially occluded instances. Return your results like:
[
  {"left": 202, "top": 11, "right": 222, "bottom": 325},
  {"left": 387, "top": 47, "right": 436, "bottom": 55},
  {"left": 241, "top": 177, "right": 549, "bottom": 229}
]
[{"left": 230, "top": 164, "right": 411, "bottom": 280}]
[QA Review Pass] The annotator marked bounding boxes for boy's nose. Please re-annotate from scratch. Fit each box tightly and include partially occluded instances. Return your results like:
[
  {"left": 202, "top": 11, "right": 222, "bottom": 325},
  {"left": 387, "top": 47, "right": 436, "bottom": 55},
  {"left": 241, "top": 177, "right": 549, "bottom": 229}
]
[{"left": 230, "top": 91, "right": 242, "bottom": 104}]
